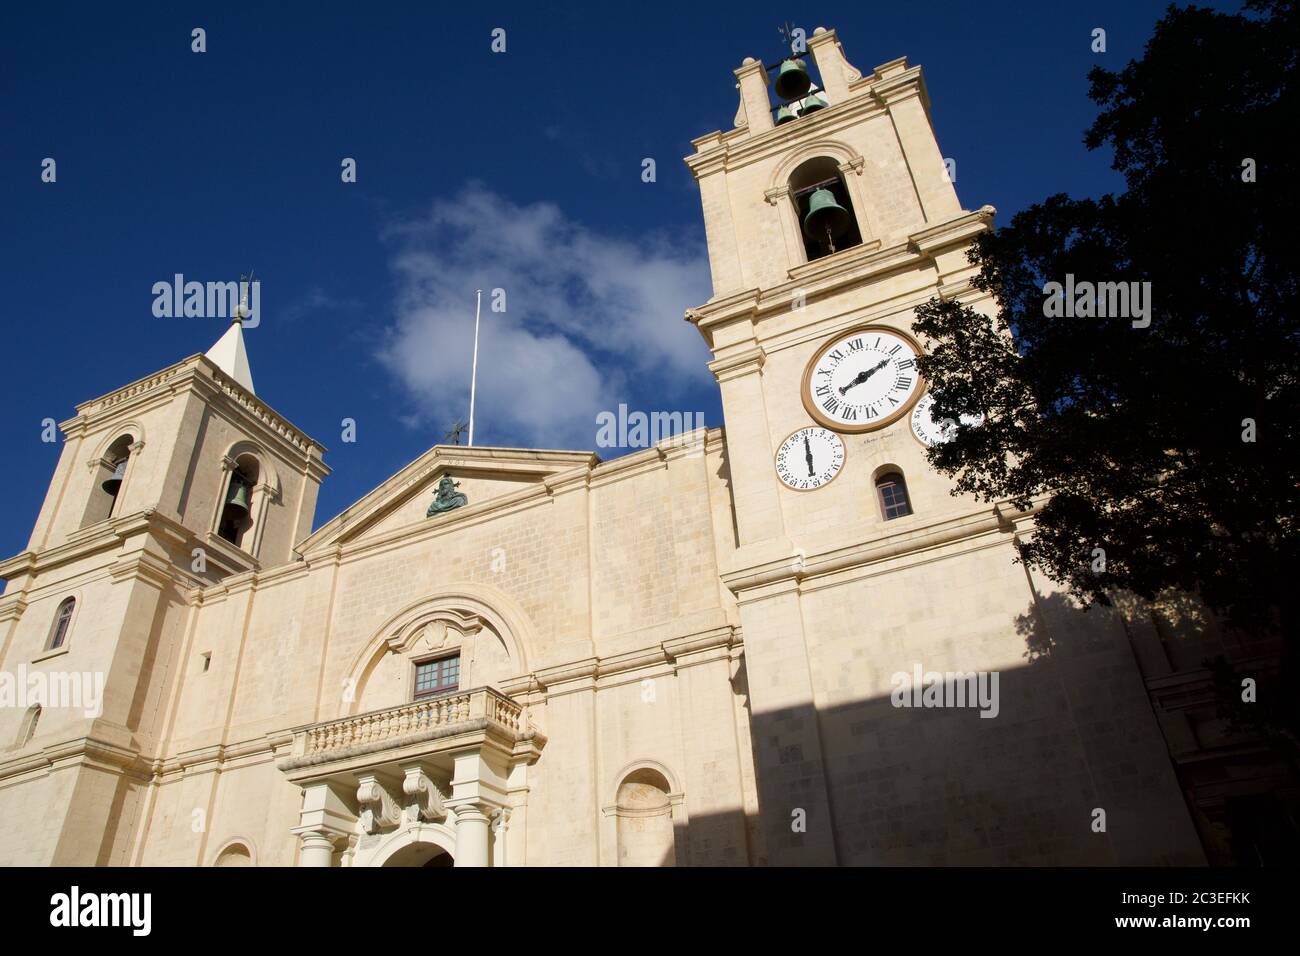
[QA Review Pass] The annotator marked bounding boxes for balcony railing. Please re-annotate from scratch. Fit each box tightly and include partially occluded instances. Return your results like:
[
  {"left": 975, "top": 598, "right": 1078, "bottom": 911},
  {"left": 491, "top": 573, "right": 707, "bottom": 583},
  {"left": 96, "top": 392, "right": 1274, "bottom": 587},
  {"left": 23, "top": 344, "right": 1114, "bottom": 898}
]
[{"left": 288, "top": 686, "right": 525, "bottom": 762}]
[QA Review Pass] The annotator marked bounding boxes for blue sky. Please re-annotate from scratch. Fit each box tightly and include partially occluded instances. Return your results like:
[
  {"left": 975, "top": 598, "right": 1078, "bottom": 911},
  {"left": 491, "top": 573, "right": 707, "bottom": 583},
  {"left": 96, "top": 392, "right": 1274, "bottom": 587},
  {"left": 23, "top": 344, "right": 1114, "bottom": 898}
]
[{"left": 0, "top": 0, "right": 1240, "bottom": 560}]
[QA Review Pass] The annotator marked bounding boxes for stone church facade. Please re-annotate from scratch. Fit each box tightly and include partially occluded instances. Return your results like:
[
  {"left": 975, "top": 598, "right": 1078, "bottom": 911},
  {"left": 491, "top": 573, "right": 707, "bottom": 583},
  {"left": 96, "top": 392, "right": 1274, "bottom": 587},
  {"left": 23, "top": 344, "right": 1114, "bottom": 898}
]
[{"left": 0, "top": 29, "right": 1221, "bottom": 866}]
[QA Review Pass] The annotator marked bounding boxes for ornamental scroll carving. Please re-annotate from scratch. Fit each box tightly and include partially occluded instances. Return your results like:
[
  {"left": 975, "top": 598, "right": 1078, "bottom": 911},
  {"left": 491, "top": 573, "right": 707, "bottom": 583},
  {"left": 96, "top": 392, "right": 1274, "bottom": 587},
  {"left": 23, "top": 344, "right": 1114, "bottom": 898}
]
[
  {"left": 357, "top": 768, "right": 449, "bottom": 834},
  {"left": 357, "top": 774, "right": 402, "bottom": 835},
  {"left": 402, "top": 767, "right": 449, "bottom": 824}
]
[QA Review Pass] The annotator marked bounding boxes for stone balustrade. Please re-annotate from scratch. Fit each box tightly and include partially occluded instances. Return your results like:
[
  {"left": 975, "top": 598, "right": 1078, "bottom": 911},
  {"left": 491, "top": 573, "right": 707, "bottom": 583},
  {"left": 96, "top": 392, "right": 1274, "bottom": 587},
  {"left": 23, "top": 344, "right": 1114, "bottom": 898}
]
[{"left": 292, "top": 687, "right": 525, "bottom": 760}]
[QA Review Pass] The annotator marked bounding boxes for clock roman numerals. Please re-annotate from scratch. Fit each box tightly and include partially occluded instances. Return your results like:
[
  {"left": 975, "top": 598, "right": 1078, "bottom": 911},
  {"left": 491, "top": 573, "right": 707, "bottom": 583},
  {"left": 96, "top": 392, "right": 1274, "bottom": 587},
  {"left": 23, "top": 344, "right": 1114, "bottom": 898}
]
[{"left": 802, "top": 326, "right": 924, "bottom": 434}]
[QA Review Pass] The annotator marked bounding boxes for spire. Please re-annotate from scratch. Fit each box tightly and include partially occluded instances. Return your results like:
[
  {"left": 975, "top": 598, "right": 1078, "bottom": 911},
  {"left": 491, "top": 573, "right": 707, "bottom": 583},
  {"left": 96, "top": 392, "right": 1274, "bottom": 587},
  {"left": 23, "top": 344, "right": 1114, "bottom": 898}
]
[
  {"left": 205, "top": 317, "right": 255, "bottom": 393},
  {"left": 204, "top": 279, "right": 256, "bottom": 393}
]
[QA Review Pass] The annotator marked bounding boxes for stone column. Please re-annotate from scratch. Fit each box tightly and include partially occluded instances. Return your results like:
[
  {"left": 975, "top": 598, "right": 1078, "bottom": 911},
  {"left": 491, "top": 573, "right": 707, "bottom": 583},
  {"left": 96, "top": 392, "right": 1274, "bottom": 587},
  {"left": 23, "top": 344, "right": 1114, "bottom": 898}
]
[
  {"left": 293, "top": 828, "right": 343, "bottom": 867},
  {"left": 451, "top": 803, "right": 492, "bottom": 867},
  {"left": 290, "top": 780, "right": 355, "bottom": 867}
]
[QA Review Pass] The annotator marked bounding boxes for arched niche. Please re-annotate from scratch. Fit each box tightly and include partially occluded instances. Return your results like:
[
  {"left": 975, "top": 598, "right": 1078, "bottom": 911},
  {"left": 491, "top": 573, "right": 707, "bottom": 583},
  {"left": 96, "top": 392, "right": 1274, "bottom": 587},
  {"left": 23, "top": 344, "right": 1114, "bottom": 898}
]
[
  {"left": 602, "top": 760, "right": 687, "bottom": 868},
  {"left": 211, "top": 839, "right": 255, "bottom": 867}
]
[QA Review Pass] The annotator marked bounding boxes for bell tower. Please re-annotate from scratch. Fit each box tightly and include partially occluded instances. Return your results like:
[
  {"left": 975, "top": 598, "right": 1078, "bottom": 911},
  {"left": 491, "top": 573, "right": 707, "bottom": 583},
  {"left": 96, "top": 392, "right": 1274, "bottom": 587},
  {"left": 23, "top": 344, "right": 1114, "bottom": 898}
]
[
  {"left": 0, "top": 315, "right": 328, "bottom": 864},
  {"left": 686, "top": 28, "right": 996, "bottom": 864},
  {"left": 685, "top": 28, "right": 1205, "bottom": 867},
  {"left": 685, "top": 29, "right": 997, "bottom": 560}
]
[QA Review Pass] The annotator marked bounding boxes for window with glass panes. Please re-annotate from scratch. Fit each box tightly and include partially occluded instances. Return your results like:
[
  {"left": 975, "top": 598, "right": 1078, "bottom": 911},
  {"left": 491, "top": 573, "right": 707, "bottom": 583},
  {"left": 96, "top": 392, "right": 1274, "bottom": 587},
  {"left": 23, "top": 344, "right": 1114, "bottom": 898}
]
[
  {"left": 876, "top": 473, "right": 912, "bottom": 520},
  {"left": 414, "top": 655, "right": 460, "bottom": 698}
]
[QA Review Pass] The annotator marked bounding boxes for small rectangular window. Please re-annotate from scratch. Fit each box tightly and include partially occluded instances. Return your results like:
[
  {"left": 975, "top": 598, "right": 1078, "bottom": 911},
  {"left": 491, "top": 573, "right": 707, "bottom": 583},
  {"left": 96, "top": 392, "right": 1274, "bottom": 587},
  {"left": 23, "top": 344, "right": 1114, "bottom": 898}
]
[{"left": 414, "top": 655, "right": 460, "bottom": 699}]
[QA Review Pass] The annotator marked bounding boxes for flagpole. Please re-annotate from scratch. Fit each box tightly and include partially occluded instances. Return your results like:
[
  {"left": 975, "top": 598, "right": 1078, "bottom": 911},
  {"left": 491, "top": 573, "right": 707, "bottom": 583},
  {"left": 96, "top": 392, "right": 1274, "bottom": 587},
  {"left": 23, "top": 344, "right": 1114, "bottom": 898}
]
[{"left": 468, "top": 289, "right": 483, "bottom": 447}]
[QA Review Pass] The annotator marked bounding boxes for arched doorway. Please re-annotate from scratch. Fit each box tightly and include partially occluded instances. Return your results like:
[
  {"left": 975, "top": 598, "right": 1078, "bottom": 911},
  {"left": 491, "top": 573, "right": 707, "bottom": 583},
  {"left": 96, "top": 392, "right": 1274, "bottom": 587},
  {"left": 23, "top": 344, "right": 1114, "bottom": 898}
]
[
  {"left": 381, "top": 842, "right": 454, "bottom": 867},
  {"left": 355, "top": 822, "right": 460, "bottom": 868}
]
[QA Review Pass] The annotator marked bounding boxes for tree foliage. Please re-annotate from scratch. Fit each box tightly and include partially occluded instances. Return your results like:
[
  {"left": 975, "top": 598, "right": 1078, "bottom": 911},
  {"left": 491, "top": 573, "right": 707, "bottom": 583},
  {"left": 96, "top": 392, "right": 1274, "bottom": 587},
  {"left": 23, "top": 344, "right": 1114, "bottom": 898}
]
[{"left": 913, "top": 1, "right": 1299, "bottom": 640}]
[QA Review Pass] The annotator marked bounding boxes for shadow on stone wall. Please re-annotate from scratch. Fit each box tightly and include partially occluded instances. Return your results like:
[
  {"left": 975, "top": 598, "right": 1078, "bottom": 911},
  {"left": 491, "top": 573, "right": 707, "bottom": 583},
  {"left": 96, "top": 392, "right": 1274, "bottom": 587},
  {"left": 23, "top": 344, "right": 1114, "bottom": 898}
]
[{"left": 733, "top": 591, "right": 1212, "bottom": 866}]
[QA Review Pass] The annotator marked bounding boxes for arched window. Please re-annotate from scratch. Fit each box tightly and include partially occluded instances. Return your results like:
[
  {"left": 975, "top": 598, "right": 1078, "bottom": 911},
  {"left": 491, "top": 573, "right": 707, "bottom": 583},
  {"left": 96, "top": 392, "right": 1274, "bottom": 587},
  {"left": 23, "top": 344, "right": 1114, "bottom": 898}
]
[
  {"left": 83, "top": 434, "right": 134, "bottom": 526},
  {"left": 14, "top": 704, "right": 41, "bottom": 748},
  {"left": 876, "top": 471, "right": 912, "bottom": 520},
  {"left": 47, "top": 597, "right": 76, "bottom": 650},
  {"left": 217, "top": 456, "right": 260, "bottom": 550},
  {"left": 789, "top": 156, "right": 862, "bottom": 262}
]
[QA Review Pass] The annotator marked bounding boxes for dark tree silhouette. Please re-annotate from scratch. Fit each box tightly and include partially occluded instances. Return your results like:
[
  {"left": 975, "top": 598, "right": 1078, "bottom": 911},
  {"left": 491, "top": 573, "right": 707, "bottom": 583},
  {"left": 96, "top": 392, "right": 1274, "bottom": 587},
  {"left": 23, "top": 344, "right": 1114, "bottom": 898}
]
[{"left": 913, "top": 1, "right": 1299, "bottom": 737}]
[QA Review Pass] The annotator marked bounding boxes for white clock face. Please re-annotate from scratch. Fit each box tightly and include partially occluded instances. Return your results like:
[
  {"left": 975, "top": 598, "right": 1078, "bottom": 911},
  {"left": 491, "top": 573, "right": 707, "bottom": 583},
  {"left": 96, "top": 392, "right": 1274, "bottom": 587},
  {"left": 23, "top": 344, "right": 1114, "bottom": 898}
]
[
  {"left": 802, "top": 326, "right": 923, "bottom": 432},
  {"left": 775, "top": 427, "right": 845, "bottom": 491},
  {"left": 910, "top": 393, "right": 985, "bottom": 447}
]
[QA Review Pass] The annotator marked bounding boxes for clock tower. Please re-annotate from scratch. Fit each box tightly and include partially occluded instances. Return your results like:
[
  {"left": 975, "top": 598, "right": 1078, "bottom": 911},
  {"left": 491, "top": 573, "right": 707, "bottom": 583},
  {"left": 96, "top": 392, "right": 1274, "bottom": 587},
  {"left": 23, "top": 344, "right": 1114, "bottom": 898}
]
[{"left": 684, "top": 28, "right": 1203, "bottom": 865}]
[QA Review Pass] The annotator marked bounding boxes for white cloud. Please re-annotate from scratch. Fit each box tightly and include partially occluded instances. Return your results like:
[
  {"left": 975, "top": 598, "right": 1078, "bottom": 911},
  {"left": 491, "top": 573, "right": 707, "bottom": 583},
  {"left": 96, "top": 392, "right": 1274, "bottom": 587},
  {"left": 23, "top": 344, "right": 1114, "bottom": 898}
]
[{"left": 376, "top": 185, "right": 712, "bottom": 450}]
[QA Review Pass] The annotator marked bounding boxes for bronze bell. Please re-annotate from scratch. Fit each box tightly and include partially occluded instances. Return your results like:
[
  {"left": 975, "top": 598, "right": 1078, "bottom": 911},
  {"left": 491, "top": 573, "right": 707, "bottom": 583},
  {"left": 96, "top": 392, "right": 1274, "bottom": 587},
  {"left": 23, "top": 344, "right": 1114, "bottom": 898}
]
[
  {"left": 101, "top": 458, "right": 127, "bottom": 496},
  {"left": 775, "top": 103, "right": 798, "bottom": 125},
  {"left": 223, "top": 476, "right": 251, "bottom": 521},
  {"left": 773, "top": 58, "right": 812, "bottom": 100},
  {"left": 803, "top": 187, "right": 852, "bottom": 248},
  {"left": 799, "top": 91, "right": 829, "bottom": 115}
]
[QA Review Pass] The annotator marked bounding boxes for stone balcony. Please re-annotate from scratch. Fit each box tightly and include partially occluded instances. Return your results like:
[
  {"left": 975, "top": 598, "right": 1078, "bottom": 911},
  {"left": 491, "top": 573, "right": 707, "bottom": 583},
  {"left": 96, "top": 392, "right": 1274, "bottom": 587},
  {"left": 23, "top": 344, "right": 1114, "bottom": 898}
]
[{"left": 277, "top": 687, "right": 546, "bottom": 867}]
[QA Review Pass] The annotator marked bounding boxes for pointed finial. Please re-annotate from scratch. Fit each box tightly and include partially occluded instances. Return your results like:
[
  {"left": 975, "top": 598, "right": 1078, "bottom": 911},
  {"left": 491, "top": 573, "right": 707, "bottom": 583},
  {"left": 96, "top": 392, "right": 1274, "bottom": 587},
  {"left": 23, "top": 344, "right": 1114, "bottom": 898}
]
[{"left": 235, "top": 270, "right": 255, "bottom": 325}]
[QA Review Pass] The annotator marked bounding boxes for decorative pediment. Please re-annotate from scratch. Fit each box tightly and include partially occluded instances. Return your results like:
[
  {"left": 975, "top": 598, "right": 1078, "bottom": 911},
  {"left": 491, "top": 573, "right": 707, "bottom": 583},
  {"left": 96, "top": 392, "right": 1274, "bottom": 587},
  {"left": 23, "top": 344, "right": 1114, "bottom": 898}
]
[
  {"left": 297, "top": 445, "right": 598, "bottom": 556},
  {"left": 384, "top": 608, "right": 485, "bottom": 656}
]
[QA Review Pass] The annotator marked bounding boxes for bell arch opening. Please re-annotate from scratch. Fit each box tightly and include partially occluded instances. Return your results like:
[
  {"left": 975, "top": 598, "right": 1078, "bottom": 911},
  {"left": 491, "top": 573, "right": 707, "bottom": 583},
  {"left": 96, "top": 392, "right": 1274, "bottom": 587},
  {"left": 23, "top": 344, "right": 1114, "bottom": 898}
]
[
  {"left": 217, "top": 453, "right": 260, "bottom": 550},
  {"left": 789, "top": 156, "right": 862, "bottom": 262},
  {"left": 83, "top": 433, "right": 136, "bottom": 526}
]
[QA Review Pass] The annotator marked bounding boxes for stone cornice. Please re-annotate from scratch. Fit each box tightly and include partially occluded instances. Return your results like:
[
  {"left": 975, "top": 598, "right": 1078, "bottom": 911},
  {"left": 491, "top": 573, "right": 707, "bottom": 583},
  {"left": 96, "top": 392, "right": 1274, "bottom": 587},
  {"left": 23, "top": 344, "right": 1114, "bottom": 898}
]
[
  {"left": 722, "top": 500, "right": 1044, "bottom": 598},
  {"left": 528, "top": 624, "right": 740, "bottom": 694},
  {"left": 909, "top": 206, "right": 997, "bottom": 256},
  {"left": 68, "top": 354, "right": 327, "bottom": 464},
  {"left": 686, "top": 60, "right": 928, "bottom": 177},
  {"left": 13, "top": 622, "right": 742, "bottom": 783},
  {"left": 686, "top": 209, "right": 994, "bottom": 346},
  {"left": 0, "top": 733, "right": 152, "bottom": 785},
  {"left": 0, "top": 508, "right": 214, "bottom": 590},
  {"left": 707, "top": 346, "right": 767, "bottom": 383}
]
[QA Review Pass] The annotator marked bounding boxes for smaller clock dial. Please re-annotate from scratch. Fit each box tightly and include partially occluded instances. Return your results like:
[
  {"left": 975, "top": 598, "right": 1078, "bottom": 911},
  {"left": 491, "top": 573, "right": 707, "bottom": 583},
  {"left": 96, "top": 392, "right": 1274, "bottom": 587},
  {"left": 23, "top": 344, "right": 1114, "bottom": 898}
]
[
  {"left": 910, "top": 393, "right": 986, "bottom": 447},
  {"left": 802, "top": 326, "right": 924, "bottom": 432},
  {"left": 775, "top": 427, "right": 846, "bottom": 491}
]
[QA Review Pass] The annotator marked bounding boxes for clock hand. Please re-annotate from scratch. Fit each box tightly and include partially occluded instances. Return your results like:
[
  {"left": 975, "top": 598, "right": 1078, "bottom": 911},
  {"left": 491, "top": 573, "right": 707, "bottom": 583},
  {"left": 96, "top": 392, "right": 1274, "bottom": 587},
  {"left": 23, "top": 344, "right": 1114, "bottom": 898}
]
[
  {"left": 838, "top": 359, "right": 890, "bottom": 396},
  {"left": 803, "top": 435, "right": 815, "bottom": 476}
]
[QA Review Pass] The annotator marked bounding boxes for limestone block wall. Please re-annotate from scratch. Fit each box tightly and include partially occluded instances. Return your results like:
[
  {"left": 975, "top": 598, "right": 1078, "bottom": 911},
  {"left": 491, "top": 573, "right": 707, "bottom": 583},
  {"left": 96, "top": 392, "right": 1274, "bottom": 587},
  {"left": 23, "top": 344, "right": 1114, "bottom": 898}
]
[
  {"left": 0, "top": 766, "right": 77, "bottom": 864},
  {"left": 741, "top": 533, "right": 1206, "bottom": 865},
  {"left": 122, "top": 434, "right": 756, "bottom": 865}
]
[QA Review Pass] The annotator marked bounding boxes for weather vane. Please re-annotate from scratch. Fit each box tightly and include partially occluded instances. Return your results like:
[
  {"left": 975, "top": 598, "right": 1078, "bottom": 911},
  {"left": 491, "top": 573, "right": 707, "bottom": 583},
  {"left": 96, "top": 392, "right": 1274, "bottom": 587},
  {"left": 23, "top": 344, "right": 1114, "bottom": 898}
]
[
  {"left": 778, "top": 21, "right": 801, "bottom": 55},
  {"left": 444, "top": 419, "right": 468, "bottom": 445},
  {"left": 238, "top": 269, "right": 255, "bottom": 319}
]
